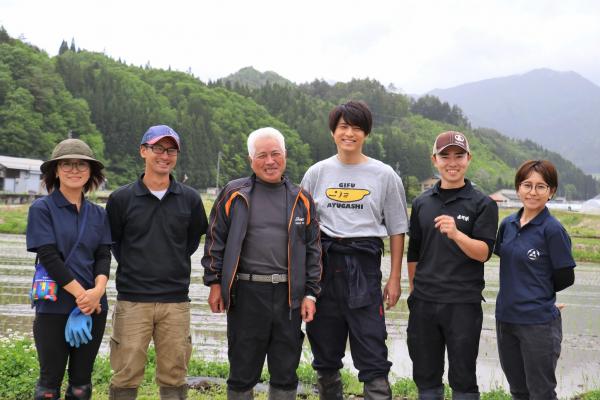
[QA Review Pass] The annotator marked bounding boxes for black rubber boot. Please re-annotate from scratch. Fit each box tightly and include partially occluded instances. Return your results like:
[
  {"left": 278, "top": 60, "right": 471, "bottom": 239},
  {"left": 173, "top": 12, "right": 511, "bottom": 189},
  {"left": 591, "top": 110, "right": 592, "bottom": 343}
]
[
  {"left": 363, "top": 376, "right": 392, "bottom": 400},
  {"left": 452, "top": 391, "right": 480, "bottom": 400},
  {"left": 65, "top": 383, "right": 92, "bottom": 400},
  {"left": 418, "top": 385, "right": 445, "bottom": 400},
  {"left": 316, "top": 370, "right": 344, "bottom": 400},
  {"left": 34, "top": 384, "right": 60, "bottom": 400},
  {"left": 268, "top": 385, "right": 297, "bottom": 400},
  {"left": 227, "top": 388, "right": 254, "bottom": 399},
  {"left": 159, "top": 384, "right": 189, "bottom": 400}
]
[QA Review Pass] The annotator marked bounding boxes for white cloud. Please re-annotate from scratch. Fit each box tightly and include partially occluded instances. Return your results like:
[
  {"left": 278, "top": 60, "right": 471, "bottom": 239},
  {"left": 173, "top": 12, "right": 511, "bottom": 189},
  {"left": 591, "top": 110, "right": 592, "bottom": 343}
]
[{"left": 1, "top": 0, "right": 599, "bottom": 93}]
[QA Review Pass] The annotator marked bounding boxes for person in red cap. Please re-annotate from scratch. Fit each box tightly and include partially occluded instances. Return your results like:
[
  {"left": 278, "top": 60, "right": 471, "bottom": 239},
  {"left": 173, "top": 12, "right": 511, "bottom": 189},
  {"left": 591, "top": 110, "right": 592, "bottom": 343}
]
[
  {"left": 106, "top": 125, "right": 208, "bottom": 400},
  {"left": 406, "top": 131, "right": 498, "bottom": 400}
]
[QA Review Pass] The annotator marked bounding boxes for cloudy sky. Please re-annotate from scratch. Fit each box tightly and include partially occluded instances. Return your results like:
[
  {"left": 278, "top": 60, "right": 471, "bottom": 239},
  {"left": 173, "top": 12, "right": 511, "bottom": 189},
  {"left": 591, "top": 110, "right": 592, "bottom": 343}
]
[{"left": 2, "top": 0, "right": 599, "bottom": 94}]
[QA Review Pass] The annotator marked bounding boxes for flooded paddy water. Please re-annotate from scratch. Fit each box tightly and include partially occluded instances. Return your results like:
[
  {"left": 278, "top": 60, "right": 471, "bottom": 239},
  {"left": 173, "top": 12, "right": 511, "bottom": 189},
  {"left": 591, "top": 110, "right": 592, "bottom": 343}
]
[{"left": 1, "top": 232, "right": 599, "bottom": 398}]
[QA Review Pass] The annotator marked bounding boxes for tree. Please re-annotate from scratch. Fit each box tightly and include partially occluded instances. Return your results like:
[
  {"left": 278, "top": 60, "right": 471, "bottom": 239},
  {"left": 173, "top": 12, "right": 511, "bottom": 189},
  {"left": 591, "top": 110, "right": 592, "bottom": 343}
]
[
  {"left": 0, "top": 26, "right": 11, "bottom": 44},
  {"left": 411, "top": 95, "right": 470, "bottom": 128},
  {"left": 58, "top": 40, "right": 69, "bottom": 55}
]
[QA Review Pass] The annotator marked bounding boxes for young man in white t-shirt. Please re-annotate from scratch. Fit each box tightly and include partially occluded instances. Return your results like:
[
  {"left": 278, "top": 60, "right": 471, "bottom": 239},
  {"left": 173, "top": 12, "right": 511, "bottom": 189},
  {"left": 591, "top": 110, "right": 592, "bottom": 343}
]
[{"left": 301, "top": 101, "right": 409, "bottom": 399}]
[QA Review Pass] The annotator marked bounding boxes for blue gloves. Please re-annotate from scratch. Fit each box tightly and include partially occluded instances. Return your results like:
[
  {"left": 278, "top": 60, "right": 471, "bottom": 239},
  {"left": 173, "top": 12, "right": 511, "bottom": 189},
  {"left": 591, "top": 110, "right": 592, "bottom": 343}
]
[{"left": 64, "top": 307, "right": 93, "bottom": 348}]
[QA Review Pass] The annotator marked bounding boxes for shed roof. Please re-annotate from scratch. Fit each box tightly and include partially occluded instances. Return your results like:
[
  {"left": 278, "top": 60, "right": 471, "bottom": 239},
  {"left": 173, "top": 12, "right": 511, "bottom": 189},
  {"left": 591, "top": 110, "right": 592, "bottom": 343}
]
[{"left": 0, "top": 155, "right": 44, "bottom": 171}]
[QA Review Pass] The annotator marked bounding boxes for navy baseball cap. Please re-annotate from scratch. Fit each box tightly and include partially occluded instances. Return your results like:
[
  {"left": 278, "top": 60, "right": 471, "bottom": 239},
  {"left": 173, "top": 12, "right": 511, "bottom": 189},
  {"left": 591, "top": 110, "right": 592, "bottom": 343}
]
[{"left": 140, "top": 125, "right": 181, "bottom": 149}]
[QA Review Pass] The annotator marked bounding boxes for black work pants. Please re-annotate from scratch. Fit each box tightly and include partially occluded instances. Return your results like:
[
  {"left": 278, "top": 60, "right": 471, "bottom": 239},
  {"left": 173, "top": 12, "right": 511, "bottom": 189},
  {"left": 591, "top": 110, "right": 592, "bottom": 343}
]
[
  {"left": 33, "top": 311, "right": 107, "bottom": 390},
  {"left": 496, "top": 315, "right": 562, "bottom": 400},
  {"left": 226, "top": 280, "right": 304, "bottom": 392},
  {"left": 406, "top": 297, "right": 482, "bottom": 396},
  {"left": 307, "top": 253, "right": 391, "bottom": 383}
]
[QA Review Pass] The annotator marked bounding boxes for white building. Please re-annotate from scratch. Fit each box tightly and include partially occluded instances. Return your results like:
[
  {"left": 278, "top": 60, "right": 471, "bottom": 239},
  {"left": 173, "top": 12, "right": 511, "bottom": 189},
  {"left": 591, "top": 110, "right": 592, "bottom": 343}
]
[
  {"left": 581, "top": 195, "right": 600, "bottom": 214},
  {"left": 0, "top": 155, "right": 44, "bottom": 194}
]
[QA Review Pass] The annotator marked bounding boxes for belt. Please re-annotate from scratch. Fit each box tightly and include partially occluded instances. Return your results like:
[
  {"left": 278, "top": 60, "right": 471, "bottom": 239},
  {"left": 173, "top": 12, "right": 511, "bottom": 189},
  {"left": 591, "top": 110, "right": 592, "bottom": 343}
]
[{"left": 236, "top": 273, "right": 288, "bottom": 283}]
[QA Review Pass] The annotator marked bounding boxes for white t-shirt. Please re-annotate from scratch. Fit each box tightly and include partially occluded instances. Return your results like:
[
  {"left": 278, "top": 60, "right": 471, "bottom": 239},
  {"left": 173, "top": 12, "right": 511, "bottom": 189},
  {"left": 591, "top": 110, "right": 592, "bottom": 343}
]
[
  {"left": 150, "top": 189, "right": 167, "bottom": 200},
  {"left": 301, "top": 155, "right": 409, "bottom": 238}
]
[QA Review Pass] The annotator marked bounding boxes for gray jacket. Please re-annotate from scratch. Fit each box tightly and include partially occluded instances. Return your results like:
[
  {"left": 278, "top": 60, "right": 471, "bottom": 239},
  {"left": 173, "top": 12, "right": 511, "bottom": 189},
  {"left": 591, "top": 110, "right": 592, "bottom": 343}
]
[{"left": 202, "top": 175, "right": 322, "bottom": 310}]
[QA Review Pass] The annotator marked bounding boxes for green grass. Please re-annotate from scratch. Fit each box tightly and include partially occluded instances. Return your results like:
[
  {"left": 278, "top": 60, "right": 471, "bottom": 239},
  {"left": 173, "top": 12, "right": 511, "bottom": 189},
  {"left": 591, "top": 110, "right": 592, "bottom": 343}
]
[
  {"left": 578, "top": 390, "right": 600, "bottom": 400},
  {"left": 2, "top": 336, "right": 598, "bottom": 400},
  {"left": 0, "top": 205, "right": 28, "bottom": 234}
]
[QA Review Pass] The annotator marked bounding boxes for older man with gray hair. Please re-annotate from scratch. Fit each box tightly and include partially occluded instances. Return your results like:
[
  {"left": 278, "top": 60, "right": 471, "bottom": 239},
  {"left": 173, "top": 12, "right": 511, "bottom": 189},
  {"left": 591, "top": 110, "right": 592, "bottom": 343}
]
[{"left": 202, "top": 127, "right": 322, "bottom": 399}]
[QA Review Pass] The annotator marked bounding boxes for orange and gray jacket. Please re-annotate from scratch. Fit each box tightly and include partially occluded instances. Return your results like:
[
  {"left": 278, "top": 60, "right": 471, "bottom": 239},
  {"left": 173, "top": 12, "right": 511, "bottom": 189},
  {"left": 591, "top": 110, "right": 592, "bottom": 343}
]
[{"left": 201, "top": 175, "right": 322, "bottom": 310}]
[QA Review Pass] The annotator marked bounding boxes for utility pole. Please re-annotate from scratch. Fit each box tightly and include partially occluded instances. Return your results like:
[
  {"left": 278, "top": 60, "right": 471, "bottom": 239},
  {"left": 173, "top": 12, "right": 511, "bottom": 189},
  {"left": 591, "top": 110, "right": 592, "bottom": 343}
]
[{"left": 215, "top": 151, "right": 222, "bottom": 191}]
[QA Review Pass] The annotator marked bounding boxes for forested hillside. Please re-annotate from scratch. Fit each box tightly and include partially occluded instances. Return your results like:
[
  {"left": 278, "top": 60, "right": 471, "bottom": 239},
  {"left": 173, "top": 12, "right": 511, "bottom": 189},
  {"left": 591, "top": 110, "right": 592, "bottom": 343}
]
[
  {"left": 1, "top": 29, "right": 598, "bottom": 200},
  {"left": 0, "top": 30, "right": 104, "bottom": 163},
  {"left": 54, "top": 50, "right": 310, "bottom": 187},
  {"left": 224, "top": 72, "right": 598, "bottom": 199}
]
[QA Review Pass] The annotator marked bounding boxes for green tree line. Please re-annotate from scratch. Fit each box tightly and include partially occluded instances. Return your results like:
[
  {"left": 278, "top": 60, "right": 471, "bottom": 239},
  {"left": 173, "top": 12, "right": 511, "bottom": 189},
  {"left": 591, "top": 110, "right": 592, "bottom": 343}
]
[{"left": 1, "top": 28, "right": 598, "bottom": 200}]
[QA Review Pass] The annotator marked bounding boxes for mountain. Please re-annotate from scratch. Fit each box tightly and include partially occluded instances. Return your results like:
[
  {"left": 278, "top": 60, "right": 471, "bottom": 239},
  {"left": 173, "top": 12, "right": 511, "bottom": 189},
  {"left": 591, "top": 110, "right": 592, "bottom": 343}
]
[
  {"left": 0, "top": 29, "right": 597, "bottom": 199},
  {"left": 220, "top": 66, "right": 292, "bottom": 89},
  {"left": 225, "top": 78, "right": 599, "bottom": 199},
  {"left": 429, "top": 69, "right": 600, "bottom": 174}
]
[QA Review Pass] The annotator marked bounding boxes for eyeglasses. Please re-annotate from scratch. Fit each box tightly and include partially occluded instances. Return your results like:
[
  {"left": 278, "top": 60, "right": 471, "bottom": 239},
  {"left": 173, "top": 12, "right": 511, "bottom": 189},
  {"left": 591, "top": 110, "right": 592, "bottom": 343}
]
[
  {"left": 144, "top": 144, "right": 179, "bottom": 156},
  {"left": 519, "top": 182, "right": 550, "bottom": 194},
  {"left": 58, "top": 160, "right": 90, "bottom": 172}
]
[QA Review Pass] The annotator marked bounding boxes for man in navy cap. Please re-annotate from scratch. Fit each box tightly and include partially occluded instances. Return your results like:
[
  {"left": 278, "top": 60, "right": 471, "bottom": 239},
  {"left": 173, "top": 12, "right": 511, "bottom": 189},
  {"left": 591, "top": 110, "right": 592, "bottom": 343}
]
[{"left": 106, "top": 125, "right": 208, "bottom": 400}]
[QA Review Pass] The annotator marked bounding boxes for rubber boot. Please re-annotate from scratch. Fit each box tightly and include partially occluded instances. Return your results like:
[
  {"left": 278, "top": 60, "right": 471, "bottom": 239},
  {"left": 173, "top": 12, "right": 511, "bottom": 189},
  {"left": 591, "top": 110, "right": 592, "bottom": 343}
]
[
  {"left": 160, "top": 384, "right": 188, "bottom": 400},
  {"left": 227, "top": 388, "right": 254, "bottom": 399},
  {"left": 268, "top": 385, "right": 297, "bottom": 400},
  {"left": 452, "top": 391, "right": 480, "bottom": 400},
  {"left": 109, "top": 385, "right": 138, "bottom": 400},
  {"left": 363, "top": 376, "right": 392, "bottom": 400},
  {"left": 316, "top": 370, "right": 344, "bottom": 400},
  {"left": 418, "top": 385, "right": 444, "bottom": 400},
  {"left": 34, "top": 384, "right": 60, "bottom": 400},
  {"left": 65, "top": 383, "right": 92, "bottom": 400}
]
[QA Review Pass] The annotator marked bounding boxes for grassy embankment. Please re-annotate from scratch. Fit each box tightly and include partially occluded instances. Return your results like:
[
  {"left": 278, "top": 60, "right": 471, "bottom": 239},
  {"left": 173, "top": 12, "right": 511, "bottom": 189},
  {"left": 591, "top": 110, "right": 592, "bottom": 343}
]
[
  {"left": 6, "top": 203, "right": 598, "bottom": 261},
  {"left": 2, "top": 336, "right": 599, "bottom": 400}
]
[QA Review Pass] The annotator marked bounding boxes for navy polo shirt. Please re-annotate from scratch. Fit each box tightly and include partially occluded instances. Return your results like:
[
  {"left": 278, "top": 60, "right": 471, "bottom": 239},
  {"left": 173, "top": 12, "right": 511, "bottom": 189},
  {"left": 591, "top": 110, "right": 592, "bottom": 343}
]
[
  {"left": 408, "top": 180, "right": 499, "bottom": 303},
  {"left": 494, "top": 207, "right": 575, "bottom": 324},
  {"left": 26, "top": 190, "right": 112, "bottom": 314}
]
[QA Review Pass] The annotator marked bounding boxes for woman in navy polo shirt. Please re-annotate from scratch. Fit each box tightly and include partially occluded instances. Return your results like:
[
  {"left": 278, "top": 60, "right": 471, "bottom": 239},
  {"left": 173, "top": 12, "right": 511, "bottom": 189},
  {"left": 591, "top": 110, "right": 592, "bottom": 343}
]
[
  {"left": 494, "top": 160, "right": 576, "bottom": 400},
  {"left": 26, "top": 139, "right": 111, "bottom": 400}
]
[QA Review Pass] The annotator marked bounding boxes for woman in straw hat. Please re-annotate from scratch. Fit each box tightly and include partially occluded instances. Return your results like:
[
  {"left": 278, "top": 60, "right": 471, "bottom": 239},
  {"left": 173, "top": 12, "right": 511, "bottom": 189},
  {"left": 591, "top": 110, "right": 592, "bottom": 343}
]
[{"left": 26, "top": 139, "right": 111, "bottom": 400}]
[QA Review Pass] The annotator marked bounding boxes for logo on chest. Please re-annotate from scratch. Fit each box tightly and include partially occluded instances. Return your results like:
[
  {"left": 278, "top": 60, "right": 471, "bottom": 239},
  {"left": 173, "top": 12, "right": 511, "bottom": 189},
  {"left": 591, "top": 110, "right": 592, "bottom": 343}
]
[
  {"left": 326, "top": 187, "right": 370, "bottom": 202},
  {"left": 527, "top": 248, "right": 541, "bottom": 261},
  {"left": 294, "top": 216, "right": 305, "bottom": 225},
  {"left": 456, "top": 214, "right": 470, "bottom": 222}
]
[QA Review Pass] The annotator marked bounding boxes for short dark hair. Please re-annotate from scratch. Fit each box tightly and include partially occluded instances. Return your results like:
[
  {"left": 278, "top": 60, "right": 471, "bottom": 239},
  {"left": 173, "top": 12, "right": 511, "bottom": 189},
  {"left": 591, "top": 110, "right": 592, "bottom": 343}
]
[
  {"left": 42, "top": 160, "right": 105, "bottom": 193},
  {"left": 514, "top": 160, "right": 558, "bottom": 191},
  {"left": 328, "top": 101, "right": 373, "bottom": 135}
]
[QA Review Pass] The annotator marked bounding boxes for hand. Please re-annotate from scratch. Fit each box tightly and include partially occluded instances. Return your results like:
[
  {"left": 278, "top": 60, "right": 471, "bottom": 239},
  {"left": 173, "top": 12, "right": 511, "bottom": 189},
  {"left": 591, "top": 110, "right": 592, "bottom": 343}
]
[
  {"left": 301, "top": 297, "right": 316, "bottom": 322},
  {"left": 556, "top": 303, "right": 566, "bottom": 311},
  {"left": 76, "top": 287, "right": 102, "bottom": 315},
  {"left": 208, "top": 284, "right": 225, "bottom": 313},
  {"left": 434, "top": 215, "right": 459, "bottom": 240},
  {"left": 64, "top": 308, "right": 93, "bottom": 348},
  {"left": 383, "top": 277, "right": 401, "bottom": 310}
]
